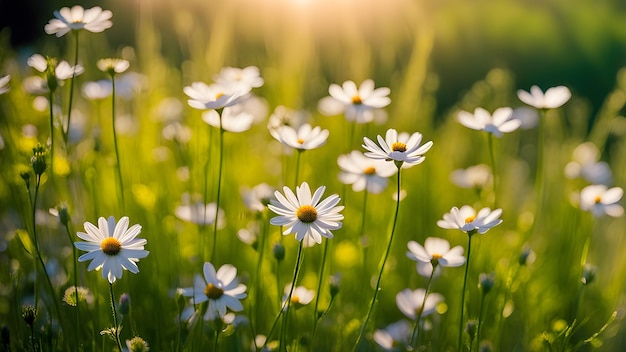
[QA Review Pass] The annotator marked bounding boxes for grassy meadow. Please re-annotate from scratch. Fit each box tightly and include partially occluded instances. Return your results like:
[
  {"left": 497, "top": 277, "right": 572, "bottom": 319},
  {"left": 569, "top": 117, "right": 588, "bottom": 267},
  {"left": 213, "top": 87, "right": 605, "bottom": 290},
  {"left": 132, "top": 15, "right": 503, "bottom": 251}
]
[{"left": 0, "top": 0, "right": 625, "bottom": 351}]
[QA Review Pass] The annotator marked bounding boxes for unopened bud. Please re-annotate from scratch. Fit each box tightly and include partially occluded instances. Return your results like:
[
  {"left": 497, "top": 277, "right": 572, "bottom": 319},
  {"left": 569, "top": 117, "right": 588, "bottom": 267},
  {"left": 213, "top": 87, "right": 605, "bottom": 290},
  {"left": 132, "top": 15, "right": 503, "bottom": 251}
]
[
  {"left": 118, "top": 293, "right": 131, "bottom": 315},
  {"left": 479, "top": 273, "right": 495, "bottom": 294},
  {"left": 30, "top": 144, "right": 48, "bottom": 176},
  {"left": 273, "top": 243, "right": 285, "bottom": 262},
  {"left": 21, "top": 305, "right": 37, "bottom": 327},
  {"left": 581, "top": 264, "right": 596, "bottom": 285}
]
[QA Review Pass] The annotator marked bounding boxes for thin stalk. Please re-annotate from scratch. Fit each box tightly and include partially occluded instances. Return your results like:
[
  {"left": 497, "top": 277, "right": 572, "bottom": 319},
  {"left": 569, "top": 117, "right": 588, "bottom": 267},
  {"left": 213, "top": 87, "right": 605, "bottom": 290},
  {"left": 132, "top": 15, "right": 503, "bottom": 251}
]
[
  {"left": 263, "top": 242, "right": 304, "bottom": 351},
  {"left": 109, "top": 283, "right": 124, "bottom": 352},
  {"left": 214, "top": 326, "right": 220, "bottom": 352},
  {"left": 311, "top": 238, "right": 330, "bottom": 342},
  {"left": 476, "top": 293, "right": 487, "bottom": 351},
  {"left": 48, "top": 90, "right": 55, "bottom": 175},
  {"left": 410, "top": 262, "right": 437, "bottom": 348},
  {"left": 294, "top": 149, "right": 303, "bottom": 187},
  {"left": 211, "top": 115, "right": 225, "bottom": 263},
  {"left": 250, "top": 213, "right": 269, "bottom": 342},
  {"left": 354, "top": 169, "right": 402, "bottom": 350},
  {"left": 534, "top": 109, "right": 547, "bottom": 223},
  {"left": 458, "top": 233, "right": 475, "bottom": 352},
  {"left": 63, "top": 221, "right": 80, "bottom": 347},
  {"left": 487, "top": 133, "right": 497, "bottom": 207},
  {"left": 63, "top": 31, "right": 79, "bottom": 144},
  {"left": 110, "top": 75, "right": 125, "bottom": 212},
  {"left": 279, "top": 242, "right": 304, "bottom": 351},
  {"left": 359, "top": 190, "right": 369, "bottom": 286}
]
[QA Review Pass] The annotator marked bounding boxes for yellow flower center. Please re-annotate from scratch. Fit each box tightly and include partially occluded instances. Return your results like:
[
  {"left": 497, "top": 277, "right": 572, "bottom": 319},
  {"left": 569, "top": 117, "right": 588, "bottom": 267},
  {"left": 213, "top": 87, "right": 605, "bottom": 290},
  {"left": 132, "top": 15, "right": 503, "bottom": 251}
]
[
  {"left": 391, "top": 142, "right": 407, "bottom": 152},
  {"left": 290, "top": 295, "right": 300, "bottom": 305},
  {"left": 215, "top": 92, "right": 224, "bottom": 100},
  {"left": 351, "top": 95, "right": 363, "bottom": 104},
  {"left": 204, "top": 283, "right": 224, "bottom": 300},
  {"left": 296, "top": 205, "right": 318, "bottom": 223},
  {"left": 297, "top": 138, "right": 305, "bottom": 144},
  {"left": 594, "top": 195, "right": 602, "bottom": 204},
  {"left": 465, "top": 215, "right": 476, "bottom": 224},
  {"left": 431, "top": 253, "right": 443, "bottom": 259},
  {"left": 363, "top": 166, "right": 376, "bottom": 175},
  {"left": 100, "top": 237, "right": 122, "bottom": 256}
]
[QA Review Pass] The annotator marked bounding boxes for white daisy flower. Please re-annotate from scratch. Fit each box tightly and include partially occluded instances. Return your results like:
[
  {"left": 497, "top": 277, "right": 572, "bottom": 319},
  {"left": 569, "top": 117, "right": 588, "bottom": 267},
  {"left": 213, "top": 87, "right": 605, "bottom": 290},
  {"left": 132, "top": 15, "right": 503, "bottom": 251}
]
[
  {"left": 44, "top": 5, "right": 113, "bottom": 37},
  {"left": 362, "top": 128, "right": 433, "bottom": 168},
  {"left": 213, "top": 66, "right": 264, "bottom": 92},
  {"left": 373, "top": 320, "right": 411, "bottom": 351},
  {"left": 74, "top": 216, "right": 149, "bottom": 284},
  {"left": 437, "top": 205, "right": 503, "bottom": 235},
  {"left": 27, "top": 54, "right": 84, "bottom": 82},
  {"left": 182, "top": 262, "right": 247, "bottom": 321},
  {"left": 267, "top": 105, "right": 309, "bottom": 132},
  {"left": 268, "top": 182, "right": 344, "bottom": 247},
  {"left": 271, "top": 124, "right": 329, "bottom": 151},
  {"left": 97, "top": 58, "right": 130, "bottom": 75},
  {"left": 319, "top": 79, "right": 391, "bottom": 124},
  {"left": 201, "top": 106, "right": 254, "bottom": 132},
  {"left": 337, "top": 150, "right": 397, "bottom": 194},
  {"left": 579, "top": 185, "right": 623, "bottom": 217},
  {"left": 82, "top": 80, "right": 113, "bottom": 100},
  {"left": 281, "top": 284, "right": 314, "bottom": 310},
  {"left": 0, "top": 75, "right": 10, "bottom": 95},
  {"left": 517, "top": 85, "right": 571, "bottom": 109},
  {"left": 457, "top": 107, "right": 521, "bottom": 137},
  {"left": 396, "top": 288, "right": 443, "bottom": 320},
  {"left": 450, "top": 164, "right": 492, "bottom": 189},
  {"left": 241, "top": 183, "right": 276, "bottom": 213},
  {"left": 564, "top": 142, "right": 612, "bottom": 185},
  {"left": 175, "top": 198, "right": 226, "bottom": 228},
  {"left": 184, "top": 81, "right": 249, "bottom": 110},
  {"left": 407, "top": 237, "right": 466, "bottom": 267}
]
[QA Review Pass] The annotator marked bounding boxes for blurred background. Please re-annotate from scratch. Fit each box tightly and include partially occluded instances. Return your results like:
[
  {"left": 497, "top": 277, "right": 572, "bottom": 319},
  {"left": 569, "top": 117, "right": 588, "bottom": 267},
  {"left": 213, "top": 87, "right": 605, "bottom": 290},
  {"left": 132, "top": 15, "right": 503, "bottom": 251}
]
[{"left": 3, "top": 0, "right": 626, "bottom": 118}]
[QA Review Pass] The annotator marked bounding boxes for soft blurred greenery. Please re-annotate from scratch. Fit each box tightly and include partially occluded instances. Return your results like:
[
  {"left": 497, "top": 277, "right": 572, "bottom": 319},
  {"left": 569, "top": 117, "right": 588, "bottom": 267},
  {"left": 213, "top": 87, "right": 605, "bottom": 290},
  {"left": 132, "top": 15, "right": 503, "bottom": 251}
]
[{"left": 0, "top": 0, "right": 625, "bottom": 351}]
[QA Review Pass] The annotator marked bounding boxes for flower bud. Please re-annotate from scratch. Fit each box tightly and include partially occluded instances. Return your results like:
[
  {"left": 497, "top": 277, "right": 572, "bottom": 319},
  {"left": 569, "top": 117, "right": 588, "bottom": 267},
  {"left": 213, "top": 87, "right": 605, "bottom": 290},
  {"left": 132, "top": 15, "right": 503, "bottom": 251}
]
[
  {"left": 57, "top": 204, "right": 70, "bottom": 227},
  {"left": 581, "top": 264, "right": 596, "bottom": 285},
  {"left": 30, "top": 144, "right": 48, "bottom": 176},
  {"left": 479, "top": 273, "right": 495, "bottom": 295},
  {"left": 21, "top": 305, "right": 37, "bottom": 327},
  {"left": 20, "top": 170, "right": 31, "bottom": 189},
  {"left": 329, "top": 273, "right": 341, "bottom": 298},
  {"left": 465, "top": 319, "right": 478, "bottom": 342},
  {"left": 126, "top": 336, "right": 149, "bottom": 352},
  {"left": 273, "top": 243, "right": 285, "bottom": 262},
  {"left": 118, "top": 293, "right": 131, "bottom": 315}
]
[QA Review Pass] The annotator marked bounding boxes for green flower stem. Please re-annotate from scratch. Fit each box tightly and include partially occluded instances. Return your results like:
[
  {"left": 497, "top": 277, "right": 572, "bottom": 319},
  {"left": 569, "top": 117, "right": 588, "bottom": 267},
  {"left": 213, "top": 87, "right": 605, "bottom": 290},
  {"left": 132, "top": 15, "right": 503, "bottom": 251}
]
[
  {"left": 63, "top": 221, "right": 80, "bottom": 347},
  {"left": 250, "top": 213, "right": 269, "bottom": 342},
  {"left": 476, "top": 292, "right": 487, "bottom": 351},
  {"left": 110, "top": 74, "right": 125, "bottom": 213},
  {"left": 263, "top": 241, "right": 304, "bottom": 351},
  {"left": 279, "top": 241, "right": 304, "bottom": 351},
  {"left": 48, "top": 90, "right": 55, "bottom": 176},
  {"left": 354, "top": 168, "right": 402, "bottom": 350},
  {"left": 63, "top": 31, "right": 79, "bottom": 144},
  {"left": 213, "top": 326, "right": 221, "bottom": 352},
  {"left": 211, "top": 112, "right": 225, "bottom": 263},
  {"left": 359, "top": 189, "right": 369, "bottom": 287},
  {"left": 410, "top": 262, "right": 437, "bottom": 348},
  {"left": 534, "top": 109, "right": 547, "bottom": 225},
  {"left": 311, "top": 237, "right": 330, "bottom": 342},
  {"left": 109, "top": 283, "right": 124, "bottom": 352},
  {"left": 294, "top": 149, "right": 303, "bottom": 187},
  {"left": 487, "top": 133, "right": 497, "bottom": 207},
  {"left": 458, "top": 232, "right": 475, "bottom": 352}
]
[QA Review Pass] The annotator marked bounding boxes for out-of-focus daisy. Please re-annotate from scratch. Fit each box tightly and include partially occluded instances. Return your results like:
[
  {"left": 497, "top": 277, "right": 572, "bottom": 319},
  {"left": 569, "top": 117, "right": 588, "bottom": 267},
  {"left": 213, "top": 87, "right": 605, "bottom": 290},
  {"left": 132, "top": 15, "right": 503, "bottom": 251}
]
[
  {"left": 241, "top": 183, "right": 275, "bottom": 213},
  {"left": 214, "top": 66, "right": 264, "bottom": 92},
  {"left": 237, "top": 222, "right": 260, "bottom": 248},
  {"left": 416, "top": 261, "right": 442, "bottom": 279},
  {"left": 268, "top": 105, "right": 309, "bottom": 133},
  {"left": 517, "top": 85, "right": 571, "bottom": 109},
  {"left": 457, "top": 107, "right": 521, "bottom": 137},
  {"left": 579, "top": 185, "right": 623, "bottom": 217},
  {"left": 184, "top": 82, "right": 249, "bottom": 110},
  {"left": 396, "top": 288, "right": 443, "bottom": 320},
  {"left": 23, "top": 77, "right": 49, "bottom": 95},
  {"left": 175, "top": 196, "right": 226, "bottom": 228},
  {"left": 182, "top": 262, "right": 247, "bottom": 321},
  {"left": 362, "top": 128, "right": 433, "bottom": 168},
  {"left": 271, "top": 124, "right": 329, "bottom": 151},
  {"left": 74, "top": 216, "right": 149, "bottom": 284},
  {"left": 319, "top": 79, "right": 391, "bottom": 124},
  {"left": 406, "top": 237, "right": 466, "bottom": 267},
  {"left": 0, "top": 75, "right": 10, "bottom": 95},
  {"left": 82, "top": 80, "right": 113, "bottom": 100},
  {"left": 511, "top": 107, "right": 539, "bottom": 129},
  {"left": 282, "top": 284, "right": 314, "bottom": 310},
  {"left": 337, "top": 150, "right": 397, "bottom": 194},
  {"left": 450, "top": 164, "right": 492, "bottom": 189},
  {"left": 27, "top": 54, "right": 84, "bottom": 84},
  {"left": 373, "top": 320, "right": 411, "bottom": 351},
  {"left": 202, "top": 106, "right": 254, "bottom": 132},
  {"left": 437, "top": 205, "right": 503, "bottom": 234},
  {"left": 125, "top": 336, "right": 149, "bottom": 352},
  {"left": 564, "top": 142, "right": 612, "bottom": 185},
  {"left": 44, "top": 5, "right": 113, "bottom": 37},
  {"left": 268, "top": 182, "right": 344, "bottom": 247},
  {"left": 97, "top": 58, "right": 130, "bottom": 75},
  {"left": 162, "top": 122, "right": 192, "bottom": 144}
]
